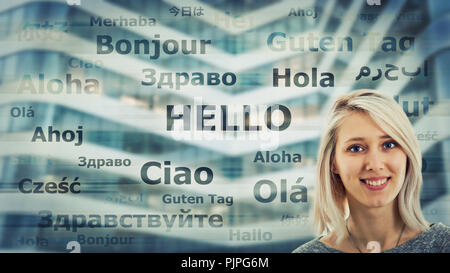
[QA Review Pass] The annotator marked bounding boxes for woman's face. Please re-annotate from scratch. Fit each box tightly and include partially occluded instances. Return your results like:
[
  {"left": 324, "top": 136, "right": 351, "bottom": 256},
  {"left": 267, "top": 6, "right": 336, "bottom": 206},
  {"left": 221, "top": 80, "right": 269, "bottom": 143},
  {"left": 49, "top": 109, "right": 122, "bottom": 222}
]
[{"left": 333, "top": 112, "right": 408, "bottom": 208}]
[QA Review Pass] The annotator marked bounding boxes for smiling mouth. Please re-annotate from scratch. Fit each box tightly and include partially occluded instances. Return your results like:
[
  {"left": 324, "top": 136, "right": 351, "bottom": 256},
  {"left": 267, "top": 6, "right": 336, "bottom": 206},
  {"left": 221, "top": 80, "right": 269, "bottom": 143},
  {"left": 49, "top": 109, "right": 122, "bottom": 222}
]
[{"left": 360, "top": 177, "right": 390, "bottom": 186}]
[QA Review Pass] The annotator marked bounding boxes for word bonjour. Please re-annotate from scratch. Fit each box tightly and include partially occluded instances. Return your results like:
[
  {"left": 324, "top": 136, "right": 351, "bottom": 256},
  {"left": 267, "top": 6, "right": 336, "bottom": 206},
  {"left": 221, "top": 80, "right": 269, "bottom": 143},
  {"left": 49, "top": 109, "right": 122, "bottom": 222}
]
[
  {"left": 253, "top": 151, "right": 301, "bottom": 163},
  {"left": 32, "top": 126, "right": 83, "bottom": 146},
  {"left": 97, "top": 35, "right": 211, "bottom": 60},
  {"left": 140, "top": 161, "right": 213, "bottom": 185},
  {"left": 254, "top": 177, "right": 307, "bottom": 203},
  {"left": 77, "top": 234, "right": 134, "bottom": 248},
  {"left": 162, "top": 193, "right": 233, "bottom": 206},
  {"left": 18, "top": 177, "right": 80, "bottom": 194},
  {"left": 17, "top": 74, "right": 100, "bottom": 94}
]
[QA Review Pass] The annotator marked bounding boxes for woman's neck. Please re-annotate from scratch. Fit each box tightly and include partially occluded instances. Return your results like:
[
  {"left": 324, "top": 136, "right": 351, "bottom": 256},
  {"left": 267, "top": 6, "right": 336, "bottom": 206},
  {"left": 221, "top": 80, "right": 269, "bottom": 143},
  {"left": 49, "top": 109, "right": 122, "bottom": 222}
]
[{"left": 347, "top": 199, "right": 405, "bottom": 251}]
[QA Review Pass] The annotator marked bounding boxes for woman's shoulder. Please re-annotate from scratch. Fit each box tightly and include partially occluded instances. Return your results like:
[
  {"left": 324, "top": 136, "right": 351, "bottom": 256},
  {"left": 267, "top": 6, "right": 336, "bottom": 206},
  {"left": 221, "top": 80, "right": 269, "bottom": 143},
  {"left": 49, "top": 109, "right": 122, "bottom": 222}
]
[
  {"left": 392, "top": 222, "right": 450, "bottom": 253},
  {"left": 429, "top": 222, "right": 450, "bottom": 234},
  {"left": 292, "top": 237, "right": 341, "bottom": 253}
]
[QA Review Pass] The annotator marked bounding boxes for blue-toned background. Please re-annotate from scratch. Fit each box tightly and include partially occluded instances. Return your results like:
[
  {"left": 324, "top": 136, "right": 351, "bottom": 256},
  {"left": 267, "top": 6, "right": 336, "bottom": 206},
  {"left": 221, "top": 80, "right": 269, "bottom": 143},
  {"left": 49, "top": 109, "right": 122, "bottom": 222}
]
[{"left": 0, "top": 0, "right": 448, "bottom": 252}]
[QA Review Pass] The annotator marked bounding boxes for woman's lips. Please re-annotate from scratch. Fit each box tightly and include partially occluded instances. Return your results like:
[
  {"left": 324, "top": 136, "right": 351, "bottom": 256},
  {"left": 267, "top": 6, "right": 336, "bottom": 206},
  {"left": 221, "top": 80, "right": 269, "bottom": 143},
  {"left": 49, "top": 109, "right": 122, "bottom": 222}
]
[{"left": 359, "top": 177, "right": 390, "bottom": 191}]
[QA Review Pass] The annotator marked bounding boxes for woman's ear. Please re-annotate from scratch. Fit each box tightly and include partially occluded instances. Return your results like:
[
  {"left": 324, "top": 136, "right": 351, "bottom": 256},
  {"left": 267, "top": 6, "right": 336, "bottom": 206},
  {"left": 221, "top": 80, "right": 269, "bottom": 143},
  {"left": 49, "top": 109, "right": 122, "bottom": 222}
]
[{"left": 331, "top": 163, "right": 339, "bottom": 174}]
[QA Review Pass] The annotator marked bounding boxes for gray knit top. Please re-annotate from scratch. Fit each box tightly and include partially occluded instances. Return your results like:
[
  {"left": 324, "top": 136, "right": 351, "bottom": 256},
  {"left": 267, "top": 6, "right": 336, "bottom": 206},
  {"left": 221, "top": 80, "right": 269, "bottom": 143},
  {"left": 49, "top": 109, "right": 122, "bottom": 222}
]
[{"left": 292, "top": 222, "right": 449, "bottom": 253}]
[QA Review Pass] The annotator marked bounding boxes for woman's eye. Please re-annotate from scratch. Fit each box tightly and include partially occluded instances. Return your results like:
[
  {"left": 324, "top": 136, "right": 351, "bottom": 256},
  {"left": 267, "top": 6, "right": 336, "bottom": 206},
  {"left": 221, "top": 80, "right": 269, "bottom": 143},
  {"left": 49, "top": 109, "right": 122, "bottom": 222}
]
[
  {"left": 383, "top": 141, "right": 396, "bottom": 149},
  {"left": 348, "top": 145, "right": 364, "bottom": 152}
]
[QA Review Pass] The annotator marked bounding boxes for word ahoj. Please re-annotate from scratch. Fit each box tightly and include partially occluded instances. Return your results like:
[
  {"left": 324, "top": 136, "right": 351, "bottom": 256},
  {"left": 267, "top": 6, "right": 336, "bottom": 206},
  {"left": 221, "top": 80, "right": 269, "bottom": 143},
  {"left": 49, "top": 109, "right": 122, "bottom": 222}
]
[{"left": 32, "top": 126, "right": 83, "bottom": 146}]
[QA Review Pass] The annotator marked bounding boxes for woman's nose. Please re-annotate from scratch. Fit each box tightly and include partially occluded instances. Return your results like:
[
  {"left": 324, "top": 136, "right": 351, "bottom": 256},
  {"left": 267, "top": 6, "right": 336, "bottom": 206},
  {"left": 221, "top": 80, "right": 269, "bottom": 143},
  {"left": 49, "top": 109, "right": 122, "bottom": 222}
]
[{"left": 364, "top": 148, "right": 385, "bottom": 171}]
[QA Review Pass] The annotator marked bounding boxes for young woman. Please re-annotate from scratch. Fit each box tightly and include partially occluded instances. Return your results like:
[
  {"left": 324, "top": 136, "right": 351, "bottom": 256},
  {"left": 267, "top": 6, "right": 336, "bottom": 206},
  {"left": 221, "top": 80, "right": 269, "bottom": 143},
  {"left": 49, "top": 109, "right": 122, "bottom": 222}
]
[{"left": 293, "top": 89, "right": 449, "bottom": 253}]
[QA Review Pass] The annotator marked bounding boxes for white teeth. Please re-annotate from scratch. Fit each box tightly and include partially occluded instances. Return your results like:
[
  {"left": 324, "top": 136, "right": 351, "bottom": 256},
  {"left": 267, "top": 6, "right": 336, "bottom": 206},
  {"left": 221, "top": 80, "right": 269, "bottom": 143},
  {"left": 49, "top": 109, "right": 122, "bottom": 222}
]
[{"left": 364, "top": 178, "right": 388, "bottom": 186}]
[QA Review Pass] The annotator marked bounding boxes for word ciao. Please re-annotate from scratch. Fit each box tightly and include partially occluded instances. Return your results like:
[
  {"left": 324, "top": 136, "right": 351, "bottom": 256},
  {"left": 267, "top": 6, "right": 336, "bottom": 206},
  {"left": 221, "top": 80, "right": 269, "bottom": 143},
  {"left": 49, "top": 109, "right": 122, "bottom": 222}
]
[
  {"left": 18, "top": 177, "right": 80, "bottom": 194},
  {"left": 141, "top": 161, "right": 213, "bottom": 185},
  {"left": 268, "top": 32, "right": 414, "bottom": 52},
  {"left": 68, "top": 57, "right": 103, "bottom": 69},
  {"left": 97, "top": 35, "right": 211, "bottom": 60},
  {"left": 32, "top": 126, "right": 83, "bottom": 146},
  {"left": 17, "top": 74, "right": 100, "bottom": 94}
]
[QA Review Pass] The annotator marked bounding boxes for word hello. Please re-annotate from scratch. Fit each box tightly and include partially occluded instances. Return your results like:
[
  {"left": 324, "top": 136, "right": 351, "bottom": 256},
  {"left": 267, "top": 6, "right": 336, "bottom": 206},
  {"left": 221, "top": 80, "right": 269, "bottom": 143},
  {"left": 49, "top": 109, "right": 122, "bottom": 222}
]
[
  {"left": 17, "top": 74, "right": 100, "bottom": 94},
  {"left": 167, "top": 104, "right": 292, "bottom": 131},
  {"left": 10, "top": 106, "right": 34, "bottom": 118},
  {"left": 31, "top": 126, "right": 83, "bottom": 146},
  {"left": 254, "top": 177, "right": 307, "bottom": 203},
  {"left": 394, "top": 96, "right": 434, "bottom": 117},
  {"left": 18, "top": 177, "right": 80, "bottom": 194},
  {"left": 253, "top": 151, "right": 301, "bottom": 163},
  {"left": 273, "top": 68, "right": 334, "bottom": 87},
  {"left": 229, "top": 228, "right": 272, "bottom": 241},
  {"left": 140, "top": 161, "right": 213, "bottom": 185}
]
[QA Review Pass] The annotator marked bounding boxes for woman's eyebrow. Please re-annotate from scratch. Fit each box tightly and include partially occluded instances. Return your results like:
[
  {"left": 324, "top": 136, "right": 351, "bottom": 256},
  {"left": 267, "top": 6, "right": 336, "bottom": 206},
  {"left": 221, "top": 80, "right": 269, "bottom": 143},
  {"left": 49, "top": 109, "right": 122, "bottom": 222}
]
[{"left": 344, "top": 135, "right": 391, "bottom": 143}]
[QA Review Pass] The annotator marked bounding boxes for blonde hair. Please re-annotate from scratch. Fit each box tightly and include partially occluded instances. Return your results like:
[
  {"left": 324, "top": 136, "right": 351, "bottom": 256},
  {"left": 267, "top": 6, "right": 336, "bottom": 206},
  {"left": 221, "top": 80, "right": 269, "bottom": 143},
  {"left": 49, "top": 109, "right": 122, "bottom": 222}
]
[{"left": 313, "top": 89, "right": 429, "bottom": 243}]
